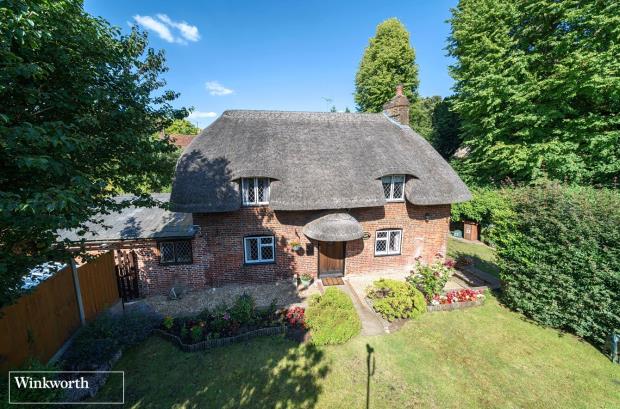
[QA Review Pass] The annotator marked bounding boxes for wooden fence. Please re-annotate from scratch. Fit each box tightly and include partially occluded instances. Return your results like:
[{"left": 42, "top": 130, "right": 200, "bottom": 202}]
[{"left": 0, "top": 251, "right": 120, "bottom": 373}]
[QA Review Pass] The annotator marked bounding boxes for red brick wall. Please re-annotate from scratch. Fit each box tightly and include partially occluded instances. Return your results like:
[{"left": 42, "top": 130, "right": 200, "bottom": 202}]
[
  {"left": 90, "top": 202, "right": 450, "bottom": 295},
  {"left": 194, "top": 202, "right": 450, "bottom": 287},
  {"left": 83, "top": 240, "right": 206, "bottom": 297}
]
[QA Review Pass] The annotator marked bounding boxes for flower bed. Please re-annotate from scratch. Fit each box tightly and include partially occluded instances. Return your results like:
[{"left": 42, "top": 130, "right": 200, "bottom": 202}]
[
  {"left": 427, "top": 289, "right": 485, "bottom": 312},
  {"left": 157, "top": 293, "right": 307, "bottom": 350}
]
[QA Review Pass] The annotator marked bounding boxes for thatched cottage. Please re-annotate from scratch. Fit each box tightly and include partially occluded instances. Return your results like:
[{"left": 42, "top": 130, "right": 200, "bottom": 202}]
[{"left": 160, "top": 87, "right": 471, "bottom": 292}]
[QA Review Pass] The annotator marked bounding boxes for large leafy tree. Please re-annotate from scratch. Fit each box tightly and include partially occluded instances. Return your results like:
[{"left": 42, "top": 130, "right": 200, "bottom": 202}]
[
  {"left": 448, "top": 0, "right": 620, "bottom": 186},
  {"left": 354, "top": 18, "right": 419, "bottom": 113},
  {"left": 409, "top": 95, "right": 442, "bottom": 139},
  {"left": 0, "top": 0, "right": 185, "bottom": 307},
  {"left": 431, "top": 97, "right": 462, "bottom": 159},
  {"left": 165, "top": 118, "right": 200, "bottom": 135}
]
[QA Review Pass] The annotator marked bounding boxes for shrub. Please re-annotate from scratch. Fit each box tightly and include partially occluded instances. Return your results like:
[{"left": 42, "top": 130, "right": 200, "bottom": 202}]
[
  {"left": 495, "top": 182, "right": 620, "bottom": 348},
  {"left": 367, "top": 279, "right": 426, "bottom": 321},
  {"left": 305, "top": 288, "right": 361, "bottom": 345},
  {"left": 229, "top": 293, "right": 255, "bottom": 325},
  {"left": 163, "top": 316, "right": 174, "bottom": 330},
  {"left": 62, "top": 311, "right": 160, "bottom": 370},
  {"left": 0, "top": 359, "right": 63, "bottom": 404},
  {"left": 407, "top": 260, "right": 455, "bottom": 301},
  {"left": 190, "top": 324, "right": 204, "bottom": 342}
]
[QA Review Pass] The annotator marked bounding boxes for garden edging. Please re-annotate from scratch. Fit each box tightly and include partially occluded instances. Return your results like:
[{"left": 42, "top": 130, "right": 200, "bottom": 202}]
[{"left": 154, "top": 326, "right": 286, "bottom": 352}]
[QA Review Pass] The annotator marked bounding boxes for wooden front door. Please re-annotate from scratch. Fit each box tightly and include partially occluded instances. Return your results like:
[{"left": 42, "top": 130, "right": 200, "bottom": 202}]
[{"left": 318, "top": 241, "right": 345, "bottom": 277}]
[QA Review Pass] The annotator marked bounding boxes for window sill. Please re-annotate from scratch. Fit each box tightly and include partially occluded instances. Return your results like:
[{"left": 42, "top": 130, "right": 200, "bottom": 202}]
[
  {"left": 159, "top": 261, "right": 194, "bottom": 266},
  {"left": 244, "top": 260, "right": 276, "bottom": 266},
  {"left": 373, "top": 253, "right": 402, "bottom": 257}
]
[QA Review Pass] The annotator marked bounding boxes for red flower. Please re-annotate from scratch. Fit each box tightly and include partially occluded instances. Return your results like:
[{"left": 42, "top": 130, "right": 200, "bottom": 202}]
[{"left": 285, "top": 306, "right": 306, "bottom": 328}]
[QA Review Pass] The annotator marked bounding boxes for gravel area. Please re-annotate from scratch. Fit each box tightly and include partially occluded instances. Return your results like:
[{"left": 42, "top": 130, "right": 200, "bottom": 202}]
[{"left": 145, "top": 279, "right": 320, "bottom": 317}]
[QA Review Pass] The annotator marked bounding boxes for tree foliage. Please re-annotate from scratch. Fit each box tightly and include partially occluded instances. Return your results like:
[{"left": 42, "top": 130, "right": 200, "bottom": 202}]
[
  {"left": 0, "top": 0, "right": 185, "bottom": 307},
  {"left": 431, "top": 97, "right": 462, "bottom": 159},
  {"left": 450, "top": 186, "right": 513, "bottom": 246},
  {"left": 448, "top": 0, "right": 620, "bottom": 186},
  {"left": 493, "top": 183, "right": 620, "bottom": 348},
  {"left": 354, "top": 18, "right": 419, "bottom": 113},
  {"left": 165, "top": 118, "right": 200, "bottom": 135},
  {"left": 409, "top": 95, "right": 442, "bottom": 140}
]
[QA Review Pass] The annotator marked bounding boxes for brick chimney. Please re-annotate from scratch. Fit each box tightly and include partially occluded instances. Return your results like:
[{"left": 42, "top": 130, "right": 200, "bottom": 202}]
[{"left": 383, "top": 84, "right": 410, "bottom": 125}]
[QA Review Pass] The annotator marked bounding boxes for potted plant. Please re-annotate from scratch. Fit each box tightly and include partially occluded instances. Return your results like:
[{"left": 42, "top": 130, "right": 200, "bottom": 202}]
[
  {"left": 290, "top": 241, "right": 302, "bottom": 251},
  {"left": 299, "top": 273, "right": 313, "bottom": 288}
]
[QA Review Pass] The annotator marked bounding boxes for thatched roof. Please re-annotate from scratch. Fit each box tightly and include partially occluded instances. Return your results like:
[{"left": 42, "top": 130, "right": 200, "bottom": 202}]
[
  {"left": 171, "top": 110, "right": 470, "bottom": 212},
  {"left": 58, "top": 193, "right": 195, "bottom": 242},
  {"left": 303, "top": 213, "right": 364, "bottom": 241}
]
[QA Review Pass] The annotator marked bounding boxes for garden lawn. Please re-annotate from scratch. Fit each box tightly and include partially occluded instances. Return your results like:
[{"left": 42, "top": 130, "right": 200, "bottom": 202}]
[
  {"left": 448, "top": 236, "right": 499, "bottom": 277},
  {"left": 93, "top": 295, "right": 620, "bottom": 409}
]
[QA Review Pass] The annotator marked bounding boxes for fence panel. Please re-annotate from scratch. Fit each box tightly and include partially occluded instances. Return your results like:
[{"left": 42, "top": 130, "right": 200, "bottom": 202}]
[
  {"left": 0, "top": 267, "right": 80, "bottom": 373},
  {"left": 78, "top": 251, "right": 120, "bottom": 321},
  {"left": 0, "top": 251, "right": 120, "bottom": 373}
]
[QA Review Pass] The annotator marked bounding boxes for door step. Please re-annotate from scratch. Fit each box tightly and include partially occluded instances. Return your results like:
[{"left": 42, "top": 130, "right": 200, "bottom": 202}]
[{"left": 321, "top": 277, "right": 345, "bottom": 286}]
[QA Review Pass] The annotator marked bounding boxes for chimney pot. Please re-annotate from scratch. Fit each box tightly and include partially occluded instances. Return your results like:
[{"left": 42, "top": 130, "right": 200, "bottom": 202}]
[{"left": 383, "top": 84, "right": 410, "bottom": 126}]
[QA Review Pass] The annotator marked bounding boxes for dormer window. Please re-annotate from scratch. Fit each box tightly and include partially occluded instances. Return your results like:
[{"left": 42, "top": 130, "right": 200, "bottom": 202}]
[
  {"left": 241, "top": 177, "right": 270, "bottom": 206},
  {"left": 382, "top": 175, "right": 405, "bottom": 201}
]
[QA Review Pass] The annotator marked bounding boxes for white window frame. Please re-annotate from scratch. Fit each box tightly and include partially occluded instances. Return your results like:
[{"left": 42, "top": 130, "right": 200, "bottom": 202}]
[
  {"left": 241, "top": 177, "right": 270, "bottom": 206},
  {"left": 374, "top": 229, "right": 402, "bottom": 256},
  {"left": 382, "top": 175, "right": 405, "bottom": 202},
  {"left": 244, "top": 235, "right": 275, "bottom": 264}
]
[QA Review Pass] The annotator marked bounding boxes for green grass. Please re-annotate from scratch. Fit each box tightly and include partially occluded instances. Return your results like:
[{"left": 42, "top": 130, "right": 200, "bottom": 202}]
[
  {"left": 93, "top": 295, "right": 620, "bottom": 408},
  {"left": 448, "top": 236, "right": 500, "bottom": 277}
]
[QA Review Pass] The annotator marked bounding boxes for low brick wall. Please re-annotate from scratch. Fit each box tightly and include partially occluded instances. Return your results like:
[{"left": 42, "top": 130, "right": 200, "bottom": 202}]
[
  {"left": 154, "top": 326, "right": 286, "bottom": 352},
  {"left": 426, "top": 298, "right": 485, "bottom": 312}
]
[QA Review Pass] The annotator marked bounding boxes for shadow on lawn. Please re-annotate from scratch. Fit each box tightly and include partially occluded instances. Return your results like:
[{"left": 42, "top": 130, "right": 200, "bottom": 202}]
[{"left": 100, "top": 337, "right": 330, "bottom": 409}]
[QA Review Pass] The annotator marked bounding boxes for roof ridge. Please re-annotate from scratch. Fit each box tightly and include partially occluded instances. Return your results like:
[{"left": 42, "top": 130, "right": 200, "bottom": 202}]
[{"left": 222, "top": 109, "right": 388, "bottom": 121}]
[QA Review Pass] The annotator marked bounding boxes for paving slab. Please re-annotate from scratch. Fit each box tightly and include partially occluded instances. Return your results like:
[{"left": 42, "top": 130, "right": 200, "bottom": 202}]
[{"left": 340, "top": 281, "right": 386, "bottom": 336}]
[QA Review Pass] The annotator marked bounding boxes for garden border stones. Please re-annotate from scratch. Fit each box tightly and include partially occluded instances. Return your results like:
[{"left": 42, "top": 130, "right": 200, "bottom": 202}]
[{"left": 154, "top": 326, "right": 286, "bottom": 352}]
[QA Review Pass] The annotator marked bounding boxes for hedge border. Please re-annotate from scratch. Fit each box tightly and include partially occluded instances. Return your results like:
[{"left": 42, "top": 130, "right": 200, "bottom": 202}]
[
  {"left": 154, "top": 326, "right": 286, "bottom": 352},
  {"left": 426, "top": 298, "right": 484, "bottom": 312}
]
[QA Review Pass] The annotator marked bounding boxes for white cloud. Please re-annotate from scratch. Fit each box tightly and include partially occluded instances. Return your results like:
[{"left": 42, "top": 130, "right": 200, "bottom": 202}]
[
  {"left": 188, "top": 111, "right": 217, "bottom": 119},
  {"left": 133, "top": 15, "right": 175, "bottom": 43},
  {"left": 133, "top": 14, "right": 199, "bottom": 45},
  {"left": 205, "top": 81, "right": 234, "bottom": 96},
  {"left": 157, "top": 14, "right": 200, "bottom": 42}
]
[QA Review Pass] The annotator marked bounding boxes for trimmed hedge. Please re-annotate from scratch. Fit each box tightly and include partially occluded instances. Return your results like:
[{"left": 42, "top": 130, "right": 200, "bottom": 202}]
[
  {"left": 305, "top": 288, "right": 361, "bottom": 345},
  {"left": 494, "top": 183, "right": 620, "bottom": 348},
  {"left": 367, "top": 279, "right": 426, "bottom": 321}
]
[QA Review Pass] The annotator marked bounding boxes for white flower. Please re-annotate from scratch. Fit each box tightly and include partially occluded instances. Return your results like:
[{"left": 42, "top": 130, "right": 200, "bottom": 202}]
[{"left": 431, "top": 300, "right": 440, "bottom": 306}]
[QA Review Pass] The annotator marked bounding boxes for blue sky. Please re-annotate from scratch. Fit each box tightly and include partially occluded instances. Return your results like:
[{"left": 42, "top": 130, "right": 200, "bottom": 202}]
[{"left": 85, "top": 0, "right": 458, "bottom": 128}]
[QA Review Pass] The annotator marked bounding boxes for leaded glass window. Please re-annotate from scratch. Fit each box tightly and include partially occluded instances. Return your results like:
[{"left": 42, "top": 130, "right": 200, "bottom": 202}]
[
  {"left": 375, "top": 229, "right": 402, "bottom": 256},
  {"left": 381, "top": 175, "right": 405, "bottom": 201},
  {"left": 159, "top": 240, "right": 193, "bottom": 264},
  {"left": 244, "top": 236, "right": 275, "bottom": 263},
  {"left": 242, "top": 177, "right": 270, "bottom": 205}
]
